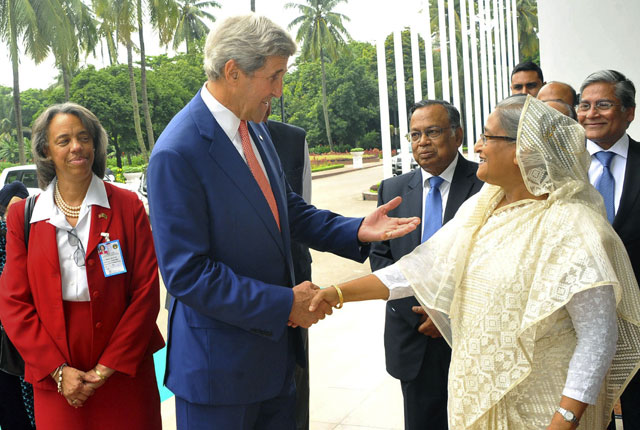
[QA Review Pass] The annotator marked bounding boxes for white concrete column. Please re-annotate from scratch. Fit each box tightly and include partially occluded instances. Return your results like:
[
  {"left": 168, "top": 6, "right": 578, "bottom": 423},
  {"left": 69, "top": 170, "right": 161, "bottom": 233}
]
[
  {"left": 469, "top": 0, "right": 483, "bottom": 149},
  {"left": 423, "top": 0, "right": 436, "bottom": 99},
  {"left": 459, "top": 0, "right": 474, "bottom": 157},
  {"left": 437, "top": 0, "right": 450, "bottom": 101},
  {"left": 410, "top": 26, "right": 423, "bottom": 103},
  {"left": 447, "top": 0, "right": 461, "bottom": 109},
  {"left": 393, "top": 30, "right": 411, "bottom": 174},
  {"left": 376, "top": 36, "right": 393, "bottom": 179}
]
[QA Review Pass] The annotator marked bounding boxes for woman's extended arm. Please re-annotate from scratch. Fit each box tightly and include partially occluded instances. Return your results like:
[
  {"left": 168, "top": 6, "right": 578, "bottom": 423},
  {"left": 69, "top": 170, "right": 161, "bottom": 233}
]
[{"left": 309, "top": 274, "right": 390, "bottom": 311}]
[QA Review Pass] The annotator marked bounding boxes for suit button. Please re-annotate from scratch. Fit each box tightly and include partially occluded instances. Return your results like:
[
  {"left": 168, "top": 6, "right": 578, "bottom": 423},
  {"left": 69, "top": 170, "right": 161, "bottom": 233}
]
[
  {"left": 88, "top": 260, "right": 95, "bottom": 267},
  {"left": 92, "top": 291, "right": 99, "bottom": 299},
  {"left": 95, "top": 322, "right": 103, "bottom": 329}
]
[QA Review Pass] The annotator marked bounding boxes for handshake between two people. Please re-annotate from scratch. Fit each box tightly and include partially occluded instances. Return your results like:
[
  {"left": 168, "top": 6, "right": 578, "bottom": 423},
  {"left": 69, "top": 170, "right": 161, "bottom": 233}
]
[{"left": 288, "top": 196, "right": 421, "bottom": 328}]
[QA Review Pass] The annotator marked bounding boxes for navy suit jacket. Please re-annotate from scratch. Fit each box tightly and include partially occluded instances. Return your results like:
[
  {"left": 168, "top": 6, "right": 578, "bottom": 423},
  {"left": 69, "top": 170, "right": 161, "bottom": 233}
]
[
  {"left": 614, "top": 136, "right": 640, "bottom": 281},
  {"left": 148, "top": 90, "right": 368, "bottom": 405},
  {"left": 369, "top": 155, "right": 482, "bottom": 380}
]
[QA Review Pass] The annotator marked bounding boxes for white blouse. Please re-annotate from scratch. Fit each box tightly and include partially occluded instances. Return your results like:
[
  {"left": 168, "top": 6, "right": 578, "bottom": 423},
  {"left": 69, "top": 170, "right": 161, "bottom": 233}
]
[
  {"left": 376, "top": 265, "right": 618, "bottom": 405},
  {"left": 30, "top": 175, "right": 110, "bottom": 301}
]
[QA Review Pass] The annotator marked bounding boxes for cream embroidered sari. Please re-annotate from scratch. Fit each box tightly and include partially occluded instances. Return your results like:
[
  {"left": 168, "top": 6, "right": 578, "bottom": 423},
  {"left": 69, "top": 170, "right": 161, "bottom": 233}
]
[{"left": 396, "top": 97, "right": 640, "bottom": 429}]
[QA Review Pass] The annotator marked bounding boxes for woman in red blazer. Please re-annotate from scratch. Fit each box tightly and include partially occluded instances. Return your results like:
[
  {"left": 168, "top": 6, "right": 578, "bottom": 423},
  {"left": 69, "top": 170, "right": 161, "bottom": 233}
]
[{"left": 0, "top": 103, "right": 164, "bottom": 429}]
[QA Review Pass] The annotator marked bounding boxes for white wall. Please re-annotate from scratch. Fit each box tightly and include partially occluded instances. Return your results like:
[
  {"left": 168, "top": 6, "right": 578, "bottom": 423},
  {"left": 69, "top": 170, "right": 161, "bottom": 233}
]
[{"left": 537, "top": 0, "right": 640, "bottom": 138}]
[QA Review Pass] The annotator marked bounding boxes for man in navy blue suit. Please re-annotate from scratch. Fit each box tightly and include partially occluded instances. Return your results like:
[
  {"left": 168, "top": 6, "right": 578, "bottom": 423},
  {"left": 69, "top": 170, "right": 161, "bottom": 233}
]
[
  {"left": 370, "top": 100, "right": 483, "bottom": 430},
  {"left": 147, "top": 14, "right": 419, "bottom": 430},
  {"left": 578, "top": 70, "right": 639, "bottom": 430}
]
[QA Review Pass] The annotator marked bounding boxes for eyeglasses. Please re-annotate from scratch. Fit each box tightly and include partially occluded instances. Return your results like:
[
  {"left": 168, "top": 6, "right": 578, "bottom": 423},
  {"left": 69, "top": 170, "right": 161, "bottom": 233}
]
[
  {"left": 67, "top": 229, "right": 85, "bottom": 267},
  {"left": 576, "top": 100, "right": 620, "bottom": 112},
  {"left": 407, "top": 126, "right": 452, "bottom": 142},
  {"left": 480, "top": 134, "right": 516, "bottom": 145}
]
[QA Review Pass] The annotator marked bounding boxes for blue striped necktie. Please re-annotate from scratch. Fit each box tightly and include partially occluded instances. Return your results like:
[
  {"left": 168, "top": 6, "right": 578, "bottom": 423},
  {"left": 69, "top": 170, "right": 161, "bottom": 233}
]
[
  {"left": 594, "top": 151, "right": 615, "bottom": 223},
  {"left": 422, "top": 176, "right": 445, "bottom": 243}
]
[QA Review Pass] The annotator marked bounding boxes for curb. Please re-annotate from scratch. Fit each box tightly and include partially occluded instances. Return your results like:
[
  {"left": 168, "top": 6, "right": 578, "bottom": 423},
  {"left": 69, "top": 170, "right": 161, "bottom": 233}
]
[{"left": 312, "top": 161, "right": 382, "bottom": 180}]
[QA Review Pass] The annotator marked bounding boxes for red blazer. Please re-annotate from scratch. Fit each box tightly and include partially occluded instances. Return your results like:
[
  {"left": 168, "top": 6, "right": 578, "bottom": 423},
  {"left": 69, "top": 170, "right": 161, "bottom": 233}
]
[{"left": 0, "top": 182, "right": 164, "bottom": 390}]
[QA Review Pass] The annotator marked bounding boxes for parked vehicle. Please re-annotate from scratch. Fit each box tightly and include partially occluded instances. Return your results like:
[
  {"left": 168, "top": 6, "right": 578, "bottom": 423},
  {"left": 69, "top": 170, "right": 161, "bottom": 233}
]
[
  {"left": 0, "top": 165, "right": 125, "bottom": 196},
  {"left": 0, "top": 165, "right": 40, "bottom": 195},
  {"left": 391, "top": 153, "right": 418, "bottom": 176}
]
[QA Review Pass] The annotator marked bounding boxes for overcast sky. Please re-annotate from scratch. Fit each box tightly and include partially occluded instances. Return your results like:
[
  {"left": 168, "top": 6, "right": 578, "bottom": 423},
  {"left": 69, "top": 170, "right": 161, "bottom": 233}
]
[{"left": 0, "top": 0, "right": 425, "bottom": 91}]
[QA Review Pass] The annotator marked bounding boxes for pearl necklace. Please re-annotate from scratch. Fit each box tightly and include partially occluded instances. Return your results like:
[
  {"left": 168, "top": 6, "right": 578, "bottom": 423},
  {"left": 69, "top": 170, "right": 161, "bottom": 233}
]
[{"left": 54, "top": 182, "right": 82, "bottom": 218}]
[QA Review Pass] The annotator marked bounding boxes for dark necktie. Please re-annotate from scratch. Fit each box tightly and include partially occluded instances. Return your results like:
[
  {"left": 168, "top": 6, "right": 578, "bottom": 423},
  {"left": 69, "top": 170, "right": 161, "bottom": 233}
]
[
  {"left": 422, "top": 176, "right": 444, "bottom": 243},
  {"left": 594, "top": 151, "right": 615, "bottom": 224}
]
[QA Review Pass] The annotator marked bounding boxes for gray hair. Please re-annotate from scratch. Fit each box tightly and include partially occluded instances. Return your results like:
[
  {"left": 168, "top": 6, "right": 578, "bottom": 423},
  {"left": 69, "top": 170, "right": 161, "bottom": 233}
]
[
  {"left": 409, "top": 99, "right": 462, "bottom": 135},
  {"left": 31, "top": 103, "right": 107, "bottom": 189},
  {"left": 203, "top": 14, "right": 297, "bottom": 81},
  {"left": 580, "top": 70, "right": 636, "bottom": 110},
  {"left": 494, "top": 95, "right": 528, "bottom": 139}
]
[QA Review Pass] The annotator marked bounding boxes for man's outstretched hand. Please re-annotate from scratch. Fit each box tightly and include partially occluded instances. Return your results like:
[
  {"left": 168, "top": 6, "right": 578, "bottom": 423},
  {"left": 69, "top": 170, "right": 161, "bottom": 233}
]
[
  {"left": 288, "top": 281, "right": 333, "bottom": 328},
  {"left": 358, "top": 196, "right": 420, "bottom": 243}
]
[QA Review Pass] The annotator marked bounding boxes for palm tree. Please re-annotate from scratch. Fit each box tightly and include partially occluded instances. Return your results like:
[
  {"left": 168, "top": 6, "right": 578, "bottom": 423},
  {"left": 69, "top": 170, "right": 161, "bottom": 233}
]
[
  {"left": 250, "top": 0, "right": 255, "bottom": 11},
  {"left": 286, "top": 0, "right": 351, "bottom": 151},
  {"left": 171, "top": 0, "right": 219, "bottom": 55},
  {"left": 0, "top": 0, "right": 58, "bottom": 164},
  {"left": 53, "top": 0, "right": 98, "bottom": 100},
  {"left": 93, "top": 0, "right": 148, "bottom": 161}
]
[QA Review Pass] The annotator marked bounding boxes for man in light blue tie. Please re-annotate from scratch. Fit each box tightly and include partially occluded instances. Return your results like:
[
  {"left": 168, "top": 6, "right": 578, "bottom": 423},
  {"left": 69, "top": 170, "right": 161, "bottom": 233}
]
[
  {"left": 370, "top": 100, "right": 483, "bottom": 430},
  {"left": 578, "top": 69, "right": 638, "bottom": 430}
]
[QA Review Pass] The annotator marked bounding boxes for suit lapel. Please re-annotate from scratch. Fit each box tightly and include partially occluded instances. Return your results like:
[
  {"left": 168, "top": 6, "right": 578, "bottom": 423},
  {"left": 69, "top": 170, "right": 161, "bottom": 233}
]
[
  {"left": 204, "top": 111, "right": 285, "bottom": 256},
  {"left": 87, "top": 186, "right": 114, "bottom": 258},
  {"left": 444, "top": 155, "right": 476, "bottom": 223},
  {"left": 614, "top": 136, "right": 640, "bottom": 229},
  {"left": 404, "top": 169, "right": 423, "bottom": 248}
]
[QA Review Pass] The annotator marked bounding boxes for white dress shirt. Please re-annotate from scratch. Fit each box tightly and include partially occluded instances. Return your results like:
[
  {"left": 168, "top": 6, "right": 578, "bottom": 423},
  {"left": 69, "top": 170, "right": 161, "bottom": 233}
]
[
  {"left": 30, "top": 174, "right": 109, "bottom": 301},
  {"left": 419, "top": 153, "right": 458, "bottom": 241},
  {"left": 586, "top": 134, "right": 629, "bottom": 214},
  {"left": 200, "top": 83, "right": 271, "bottom": 184}
]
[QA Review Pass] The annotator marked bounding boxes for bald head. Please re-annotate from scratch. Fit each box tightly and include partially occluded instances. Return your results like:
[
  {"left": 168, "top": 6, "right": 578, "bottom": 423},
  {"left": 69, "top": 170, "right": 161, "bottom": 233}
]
[
  {"left": 537, "top": 81, "right": 577, "bottom": 106},
  {"left": 543, "top": 100, "right": 577, "bottom": 120}
]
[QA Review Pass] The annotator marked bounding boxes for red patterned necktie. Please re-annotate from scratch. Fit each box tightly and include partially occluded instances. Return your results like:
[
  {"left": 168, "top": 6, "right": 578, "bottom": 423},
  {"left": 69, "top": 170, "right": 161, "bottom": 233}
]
[{"left": 238, "top": 120, "right": 280, "bottom": 230}]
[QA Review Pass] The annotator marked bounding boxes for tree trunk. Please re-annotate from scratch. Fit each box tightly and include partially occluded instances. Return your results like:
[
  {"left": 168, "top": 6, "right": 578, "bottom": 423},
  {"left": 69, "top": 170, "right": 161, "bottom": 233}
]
[
  {"left": 113, "top": 136, "right": 122, "bottom": 168},
  {"left": 251, "top": 0, "right": 255, "bottom": 12},
  {"left": 137, "top": 0, "right": 155, "bottom": 151},
  {"left": 9, "top": 4, "right": 25, "bottom": 164},
  {"left": 319, "top": 52, "right": 333, "bottom": 151},
  {"left": 108, "top": 33, "right": 118, "bottom": 65},
  {"left": 126, "top": 40, "right": 148, "bottom": 161},
  {"left": 63, "top": 64, "right": 71, "bottom": 101}
]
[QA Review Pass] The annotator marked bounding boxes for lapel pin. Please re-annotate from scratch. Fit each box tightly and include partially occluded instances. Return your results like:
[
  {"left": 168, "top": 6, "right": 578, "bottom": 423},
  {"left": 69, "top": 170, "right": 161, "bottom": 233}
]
[
  {"left": 98, "top": 213, "right": 108, "bottom": 220},
  {"left": 259, "top": 134, "right": 263, "bottom": 141}
]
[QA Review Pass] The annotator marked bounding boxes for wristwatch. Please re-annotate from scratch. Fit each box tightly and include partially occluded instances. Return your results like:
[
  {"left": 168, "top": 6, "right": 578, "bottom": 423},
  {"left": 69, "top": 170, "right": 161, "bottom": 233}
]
[{"left": 556, "top": 407, "right": 580, "bottom": 425}]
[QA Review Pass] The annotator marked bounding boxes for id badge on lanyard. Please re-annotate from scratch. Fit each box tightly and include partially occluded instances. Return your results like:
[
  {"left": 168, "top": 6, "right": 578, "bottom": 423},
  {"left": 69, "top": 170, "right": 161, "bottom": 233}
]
[{"left": 98, "top": 238, "right": 127, "bottom": 277}]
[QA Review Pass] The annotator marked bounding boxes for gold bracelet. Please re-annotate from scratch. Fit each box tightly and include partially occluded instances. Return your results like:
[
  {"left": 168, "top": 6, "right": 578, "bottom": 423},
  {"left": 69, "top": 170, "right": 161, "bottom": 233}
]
[
  {"left": 332, "top": 285, "right": 344, "bottom": 309},
  {"left": 56, "top": 363, "right": 68, "bottom": 394},
  {"left": 95, "top": 368, "right": 107, "bottom": 381}
]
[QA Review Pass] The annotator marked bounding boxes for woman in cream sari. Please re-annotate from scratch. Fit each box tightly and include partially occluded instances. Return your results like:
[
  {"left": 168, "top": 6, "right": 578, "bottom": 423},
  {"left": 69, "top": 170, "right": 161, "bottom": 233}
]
[{"left": 311, "top": 96, "right": 640, "bottom": 429}]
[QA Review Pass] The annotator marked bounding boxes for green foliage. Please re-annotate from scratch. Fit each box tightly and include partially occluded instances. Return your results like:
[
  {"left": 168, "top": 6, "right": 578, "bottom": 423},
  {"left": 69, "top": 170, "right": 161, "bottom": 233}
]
[
  {"left": 311, "top": 163, "right": 344, "bottom": 172},
  {"left": 358, "top": 130, "right": 380, "bottom": 150},
  {"left": 0, "top": 162, "right": 19, "bottom": 173},
  {"left": 112, "top": 167, "right": 127, "bottom": 183},
  {"left": 283, "top": 41, "right": 379, "bottom": 150},
  {"left": 350, "top": 147, "right": 364, "bottom": 152}
]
